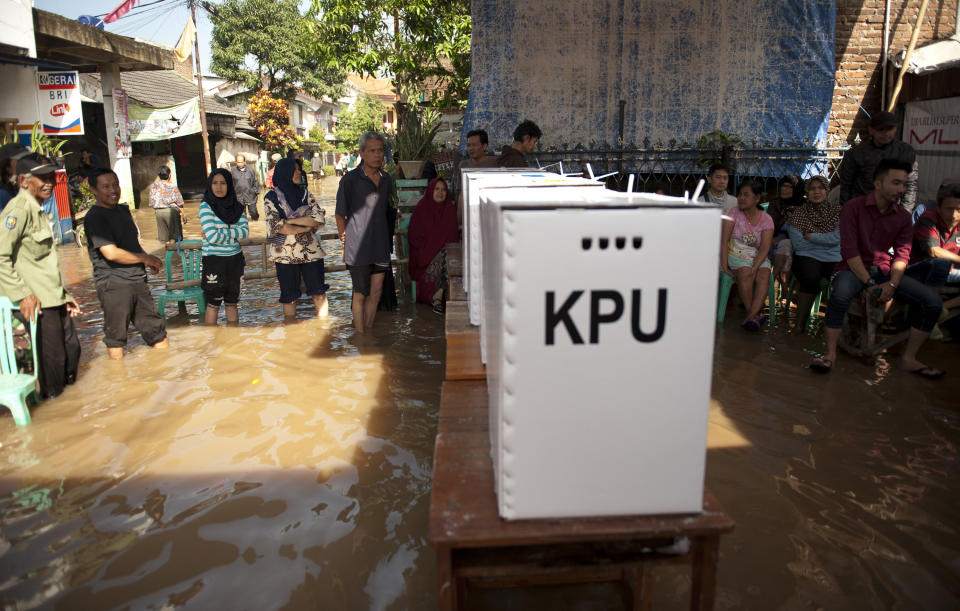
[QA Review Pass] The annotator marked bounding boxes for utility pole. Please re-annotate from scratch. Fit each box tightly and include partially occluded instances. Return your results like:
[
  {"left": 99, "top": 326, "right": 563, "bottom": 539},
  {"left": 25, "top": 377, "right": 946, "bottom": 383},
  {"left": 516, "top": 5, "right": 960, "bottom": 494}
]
[{"left": 191, "top": 0, "right": 212, "bottom": 174}]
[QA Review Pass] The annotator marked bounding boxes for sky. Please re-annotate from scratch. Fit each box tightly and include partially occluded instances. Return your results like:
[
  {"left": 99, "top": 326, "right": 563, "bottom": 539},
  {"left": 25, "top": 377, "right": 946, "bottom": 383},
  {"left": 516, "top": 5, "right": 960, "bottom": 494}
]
[{"left": 35, "top": 0, "right": 215, "bottom": 74}]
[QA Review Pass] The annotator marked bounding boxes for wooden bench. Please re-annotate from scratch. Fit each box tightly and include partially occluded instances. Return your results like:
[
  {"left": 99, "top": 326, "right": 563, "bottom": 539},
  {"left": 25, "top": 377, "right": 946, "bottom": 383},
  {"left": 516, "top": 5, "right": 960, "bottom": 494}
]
[
  {"left": 429, "top": 380, "right": 735, "bottom": 610},
  {"left": 432, "top": 245, "right": 734, "bottom": 609}
]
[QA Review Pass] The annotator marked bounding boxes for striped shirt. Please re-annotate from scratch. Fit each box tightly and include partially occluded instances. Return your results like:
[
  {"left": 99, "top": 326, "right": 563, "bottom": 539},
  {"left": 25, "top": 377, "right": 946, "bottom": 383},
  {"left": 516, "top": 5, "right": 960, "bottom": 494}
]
[{"left": 198, "top": 202, "right": 249, "bottom": 257}]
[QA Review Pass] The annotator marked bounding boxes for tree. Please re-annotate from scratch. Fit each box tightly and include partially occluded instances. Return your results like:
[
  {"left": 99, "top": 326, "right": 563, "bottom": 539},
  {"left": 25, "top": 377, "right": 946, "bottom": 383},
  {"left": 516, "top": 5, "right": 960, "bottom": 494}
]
[
  {"left": 248, "top": 90, "right": 299, "bottom": 152},
  {"left": 334, "top": 94, "right": 387, "bottom": 150},
  {"left": 209, "top": 0, "right": 344, "bottom": 100},
  {"left": 308, "top": 0, "right": 471, "bottom": 108}
]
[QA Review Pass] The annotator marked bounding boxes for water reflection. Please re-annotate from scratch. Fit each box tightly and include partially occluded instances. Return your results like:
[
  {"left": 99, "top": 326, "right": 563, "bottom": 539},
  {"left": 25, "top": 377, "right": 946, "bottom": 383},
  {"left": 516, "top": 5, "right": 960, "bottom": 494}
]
[{"left": 0, "top": 180, "right": 958, "bottom": 609}]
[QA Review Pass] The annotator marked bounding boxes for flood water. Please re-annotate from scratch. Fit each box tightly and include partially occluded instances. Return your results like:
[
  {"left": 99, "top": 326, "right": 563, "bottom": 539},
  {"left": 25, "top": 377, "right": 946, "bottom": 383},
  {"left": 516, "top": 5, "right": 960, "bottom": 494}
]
[{"left": 1, "top": 177, "right": 958, "bottom": 609}]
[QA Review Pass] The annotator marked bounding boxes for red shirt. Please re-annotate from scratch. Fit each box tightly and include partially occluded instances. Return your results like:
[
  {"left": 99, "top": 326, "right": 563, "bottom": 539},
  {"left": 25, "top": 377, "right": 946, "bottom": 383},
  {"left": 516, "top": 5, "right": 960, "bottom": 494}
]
[
  {"left": 911, "top": 208, "right": 960, "bottom": 264},
  {"left": 837, "top": 192, "right": 912, "bottom": 275}
]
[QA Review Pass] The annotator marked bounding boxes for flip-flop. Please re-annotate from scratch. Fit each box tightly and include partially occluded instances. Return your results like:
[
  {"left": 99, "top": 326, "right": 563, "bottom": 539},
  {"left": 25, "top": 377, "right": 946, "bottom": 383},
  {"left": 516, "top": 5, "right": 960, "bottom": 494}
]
[
  {"left": 742, "top": 319, "right": 761, "bottom": 332},
  {"left": 810, "top": 357, "right": 833, "bottom": 373},
  {"left": 757, "top": 315, "right": 768, "bottom": 327},
  {"left": 906, "top": 366, "right": 946, "bottom": 380}
]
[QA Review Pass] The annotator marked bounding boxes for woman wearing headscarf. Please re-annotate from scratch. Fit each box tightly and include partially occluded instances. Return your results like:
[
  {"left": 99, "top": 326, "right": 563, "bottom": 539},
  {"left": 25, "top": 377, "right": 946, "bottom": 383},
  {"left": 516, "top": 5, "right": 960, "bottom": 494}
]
[
  {"left": 265, "top": 158, "right": 328, "bottom": 319},
  {"left": 199, "top": 169, "right": 249, "bottom": 325},
  {"left": 766, "top": 175, "right": 804, "bottom": 285},
  {"left": 785, "top": 176, "right": 841, "bottom": 332},
  {"left": 408, "top": 177, "right": 458, "bottom": 313}
]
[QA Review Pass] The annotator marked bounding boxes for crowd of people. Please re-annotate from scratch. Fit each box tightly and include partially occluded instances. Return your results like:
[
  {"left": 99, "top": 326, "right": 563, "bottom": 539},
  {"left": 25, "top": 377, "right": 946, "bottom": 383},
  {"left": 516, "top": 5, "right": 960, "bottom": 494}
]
[
  {"left": 709, "top": 110, "right": 957, "bottom": 379},
  {"left": 0, "top": 110, "right": 955, "bottom": 407}
]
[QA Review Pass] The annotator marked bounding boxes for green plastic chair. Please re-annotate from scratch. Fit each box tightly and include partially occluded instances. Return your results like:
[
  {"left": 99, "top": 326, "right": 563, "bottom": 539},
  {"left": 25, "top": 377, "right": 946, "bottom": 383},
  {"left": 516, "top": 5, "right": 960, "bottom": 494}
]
[
  {"left": 0, "top": 296, "right": 38, "bottom": 426},
  {"left": 717, "top": 271, "right": 778, "bottom": 326},
  {"left": 784, "top": 277, "right": 830, "bottom": 334},
  {"left": 398, "top": 214, "right": 416, "bottom": 301},
  {"left": 157, "top": 240, "right": 206, "bottom": 319}
]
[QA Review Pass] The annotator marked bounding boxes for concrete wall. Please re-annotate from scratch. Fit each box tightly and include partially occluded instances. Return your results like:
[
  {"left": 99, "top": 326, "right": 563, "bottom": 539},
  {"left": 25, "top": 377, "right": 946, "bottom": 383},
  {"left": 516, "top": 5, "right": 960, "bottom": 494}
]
[
  {"left": 832, "top": 0, "right": 959, "bottom": 146},
  {"left": 215, "top": 137, "right": 261, "bottom": 169},
  {"left": 0, "top": 0, "right": 37, "bottom": 58}
]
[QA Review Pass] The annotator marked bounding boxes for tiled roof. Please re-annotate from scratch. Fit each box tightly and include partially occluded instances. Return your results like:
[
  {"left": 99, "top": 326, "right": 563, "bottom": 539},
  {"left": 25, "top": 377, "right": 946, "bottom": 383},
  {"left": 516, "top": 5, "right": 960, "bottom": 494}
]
[{"left": 88, "top": 71, "right": 244, "bottom": 117}]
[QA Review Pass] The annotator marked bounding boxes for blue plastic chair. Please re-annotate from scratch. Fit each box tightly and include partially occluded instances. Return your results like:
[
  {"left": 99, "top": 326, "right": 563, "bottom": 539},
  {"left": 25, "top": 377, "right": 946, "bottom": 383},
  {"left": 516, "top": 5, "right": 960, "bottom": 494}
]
[
  {"left": 398, "top": 214, "right": 416, "bottom": 301},
  {"left": 157, "top": 240, "right": 206, "bottom": 319},
  {"left": 0, "top": 297, "right": 38, "bottom": 426}
]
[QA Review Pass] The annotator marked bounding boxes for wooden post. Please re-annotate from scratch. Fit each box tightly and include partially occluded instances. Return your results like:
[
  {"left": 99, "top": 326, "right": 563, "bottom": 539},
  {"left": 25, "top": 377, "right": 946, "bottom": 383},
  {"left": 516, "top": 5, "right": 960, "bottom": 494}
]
[
  {"left": 887, "top": 0, "right": 930, "bottom": 112},
  {"left": 191, "top": 1, "right": 212, "bottom": 175}
]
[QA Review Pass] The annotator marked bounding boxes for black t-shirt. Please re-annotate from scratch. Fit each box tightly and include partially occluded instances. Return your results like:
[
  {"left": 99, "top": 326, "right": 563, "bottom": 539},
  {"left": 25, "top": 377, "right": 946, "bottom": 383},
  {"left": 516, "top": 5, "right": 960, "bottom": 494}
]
[
  {"left": 84, "top": 204, "right": 146, "bottom": 285},
  {"left": 335, "top": 167, "right": 392, "bottom": 266}
]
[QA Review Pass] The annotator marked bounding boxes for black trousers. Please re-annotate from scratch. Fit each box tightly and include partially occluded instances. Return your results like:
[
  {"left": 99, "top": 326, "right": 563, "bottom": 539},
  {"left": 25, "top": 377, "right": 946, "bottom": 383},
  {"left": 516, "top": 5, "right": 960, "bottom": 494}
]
[
  {"left": 245, "top": 202, "right": 259, "bottom": 221},
  {"left": 96, "top": 279, "right": 167, "bottom": 348},
  {"left": 15, "top": 304, "right": 80, "bottom": 399},
  {"left": 792, "top": 255, "right": 837, "bottom": 295}
]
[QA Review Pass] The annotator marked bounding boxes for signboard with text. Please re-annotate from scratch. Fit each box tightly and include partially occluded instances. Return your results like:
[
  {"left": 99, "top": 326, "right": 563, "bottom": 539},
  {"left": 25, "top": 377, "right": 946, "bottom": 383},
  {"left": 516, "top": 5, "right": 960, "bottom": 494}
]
[
  {"left": 905, "top": 96, "right": 960, "bottom": 203},
  {"left": 37, "top": 71, "right": 83, "bottom": 135}
]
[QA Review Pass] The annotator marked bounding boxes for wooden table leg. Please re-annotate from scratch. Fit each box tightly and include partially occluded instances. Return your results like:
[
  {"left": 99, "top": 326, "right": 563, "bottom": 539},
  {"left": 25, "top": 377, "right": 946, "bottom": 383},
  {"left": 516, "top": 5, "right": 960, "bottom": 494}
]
[
  {"left": 436, "top": 545, "right": 455, "bottom": 611},
  {"left": 621, "top": 565, "right": 651, "bottom": 611},
  {"left": 691, "top": 535, "right": 720, "bottom": 611}
]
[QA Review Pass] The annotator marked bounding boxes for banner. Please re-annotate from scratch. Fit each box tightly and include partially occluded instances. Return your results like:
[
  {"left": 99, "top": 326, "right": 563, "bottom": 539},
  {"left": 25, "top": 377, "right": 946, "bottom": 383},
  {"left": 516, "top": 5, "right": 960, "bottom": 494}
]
[
  {"left": 127, "top": 98, "right": 202, "bottom": 142},
  {"left": 464, "top": 0, "right": 835, "bottom": 151},
  {"left": 37, "top": 71, "right": 83, "bottom": 135},
  {"left": 112, "top": 88, "right": 131, "bottom": 159},
  {"left": 904, "top": 96, "right": 960, "bottom": 203}
]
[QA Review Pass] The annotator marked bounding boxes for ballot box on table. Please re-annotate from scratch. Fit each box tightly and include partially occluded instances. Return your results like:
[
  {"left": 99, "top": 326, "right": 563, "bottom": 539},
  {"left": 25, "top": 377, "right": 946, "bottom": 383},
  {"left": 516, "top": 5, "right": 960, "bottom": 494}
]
[
  {"left": 460, "top": 169, "right": 605, "bottom": 330},
  {"left": 479, "top": 187, "right": 722, "bottom": 520}
]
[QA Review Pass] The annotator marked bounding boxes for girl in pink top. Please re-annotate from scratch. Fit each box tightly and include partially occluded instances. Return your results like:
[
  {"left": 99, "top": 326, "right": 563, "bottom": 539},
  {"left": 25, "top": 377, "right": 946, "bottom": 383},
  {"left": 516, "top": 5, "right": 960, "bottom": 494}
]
[{"left": 720, "top": 178, "right": 775, "bottom": 331}]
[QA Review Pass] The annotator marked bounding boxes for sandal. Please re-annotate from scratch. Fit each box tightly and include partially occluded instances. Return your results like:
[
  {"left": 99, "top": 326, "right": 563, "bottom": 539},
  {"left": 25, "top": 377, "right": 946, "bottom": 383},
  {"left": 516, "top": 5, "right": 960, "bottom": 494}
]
[
  {"left": 810, "top": 357, "right": 833, "bottom": 373},
  {"left": 432, "top": 300, "right": 445, "bottom": 315},
  {"left": 905, "top": 366, "right": 946, "bottom": 380},
  {"left": 741, "top": 319, "right": 761, "bottom": 332}
]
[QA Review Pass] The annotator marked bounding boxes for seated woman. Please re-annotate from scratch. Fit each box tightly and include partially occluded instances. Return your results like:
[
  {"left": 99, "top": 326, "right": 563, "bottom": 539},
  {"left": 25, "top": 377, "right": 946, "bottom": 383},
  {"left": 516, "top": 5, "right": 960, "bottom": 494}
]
[
  {"left": 785, "top": 176, "right": 840, "bottom": 332},
  {"left": 265, "top": 158, "right": 328, "bottom": 319},
  {"left": 149, "top": 165, "right": 186, "bottom": 246},
  {"left": 199, "top": 169, "right": 249, "bottom": 325},
  {"left": 408, "top": 178, "right": 458, "bottom": 313},
  {"left": 765, "top": 175, "right": 804, "bottom": 284},
  {"left": 721, "top": 178, "right": 775, "bottom": 331}
]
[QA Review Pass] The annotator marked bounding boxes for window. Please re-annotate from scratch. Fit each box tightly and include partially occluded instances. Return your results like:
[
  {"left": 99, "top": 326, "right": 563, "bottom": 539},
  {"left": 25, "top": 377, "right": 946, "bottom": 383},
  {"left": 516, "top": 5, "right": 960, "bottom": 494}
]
[{"left": 387, "top": 109, "right": 394, "bottom": 124}]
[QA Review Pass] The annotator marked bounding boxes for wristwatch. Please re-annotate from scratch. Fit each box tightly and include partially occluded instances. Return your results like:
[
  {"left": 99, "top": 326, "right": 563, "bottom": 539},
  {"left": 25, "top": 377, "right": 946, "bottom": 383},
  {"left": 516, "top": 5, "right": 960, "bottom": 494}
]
[{"left": 888, "top": 282, "right": 897, "bottom": 289}]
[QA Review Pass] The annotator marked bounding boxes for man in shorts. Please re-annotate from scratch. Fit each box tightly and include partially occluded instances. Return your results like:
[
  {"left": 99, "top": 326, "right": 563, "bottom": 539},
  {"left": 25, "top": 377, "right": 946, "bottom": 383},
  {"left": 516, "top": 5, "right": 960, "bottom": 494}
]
[
  {"left": 335, "top": 132, "right": 392, "bottom": 333},
  {"left": 84, "top": 168, "right": 168, "bottom": 359}
]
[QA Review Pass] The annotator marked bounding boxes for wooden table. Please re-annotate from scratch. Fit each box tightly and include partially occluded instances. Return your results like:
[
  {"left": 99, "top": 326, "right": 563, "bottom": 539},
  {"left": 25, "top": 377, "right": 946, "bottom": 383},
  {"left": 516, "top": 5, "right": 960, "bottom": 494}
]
[
  {"left": 444, "top": 243, "right": 485, "bottom": 381},
  {"left": 429, "top": 380, "right": 734, "bottom": 610}
]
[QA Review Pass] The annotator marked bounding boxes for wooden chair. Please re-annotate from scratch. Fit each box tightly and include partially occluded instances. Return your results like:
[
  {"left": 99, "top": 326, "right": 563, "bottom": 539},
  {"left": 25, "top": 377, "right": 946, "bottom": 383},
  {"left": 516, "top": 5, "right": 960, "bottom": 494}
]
[
  {"left": 157, "top": 240, "right": 206, "bottom": 319},
  {"left": 0, "top": 297, "right": 38, "bottom": 426},
  {"left": 839, "top": 291, "right": 910, "bottom": 357}
]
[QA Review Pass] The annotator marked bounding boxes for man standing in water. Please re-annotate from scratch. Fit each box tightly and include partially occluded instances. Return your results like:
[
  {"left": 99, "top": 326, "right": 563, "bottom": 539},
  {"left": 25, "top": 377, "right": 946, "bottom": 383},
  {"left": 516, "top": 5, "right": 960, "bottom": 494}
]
[
  {"left": 336, "top": 132, "right": 392, "bottom": 333},
  {"left": 231, "top": 153, "right": 260, "bottom": 221},
  {"left": 0, "top": 154, "right": 81, "bottom": 399},
  {"left": 84, "top": 168, "right": 168, "bottom": 359}
]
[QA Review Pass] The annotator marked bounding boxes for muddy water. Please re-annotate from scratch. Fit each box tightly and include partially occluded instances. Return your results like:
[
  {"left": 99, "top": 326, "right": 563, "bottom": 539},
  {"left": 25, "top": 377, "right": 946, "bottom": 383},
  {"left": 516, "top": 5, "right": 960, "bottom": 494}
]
[{"left": 1, "top": 178, "right": 959, "bottom": 609}]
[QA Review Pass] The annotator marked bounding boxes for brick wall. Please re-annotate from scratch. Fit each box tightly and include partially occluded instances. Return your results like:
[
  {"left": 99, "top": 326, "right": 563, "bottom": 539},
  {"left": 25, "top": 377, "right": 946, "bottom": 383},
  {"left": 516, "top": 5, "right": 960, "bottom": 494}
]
[
  {"left": 173, "top": 52, "right": 194, "bottom": 81},
  {"left": 832, "top": 0, "right": 958, "bottom": 146}
]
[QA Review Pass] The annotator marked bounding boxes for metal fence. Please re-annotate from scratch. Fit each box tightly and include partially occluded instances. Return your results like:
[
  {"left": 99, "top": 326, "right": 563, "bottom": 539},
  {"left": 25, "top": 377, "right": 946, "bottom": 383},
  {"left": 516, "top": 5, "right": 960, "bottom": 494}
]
[{"left": 527, "top": 145, "right": 848, "bottom": 198}]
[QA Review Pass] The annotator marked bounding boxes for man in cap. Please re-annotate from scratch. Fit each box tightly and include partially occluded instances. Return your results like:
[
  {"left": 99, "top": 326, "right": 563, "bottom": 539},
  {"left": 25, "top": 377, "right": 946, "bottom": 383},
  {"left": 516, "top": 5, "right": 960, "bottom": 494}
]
[
  {"left": 839, "top": 110, "right": 918, "bottom": 211},
  {"left": 0, "top": 153, "right": 81, "bottom": 399}
]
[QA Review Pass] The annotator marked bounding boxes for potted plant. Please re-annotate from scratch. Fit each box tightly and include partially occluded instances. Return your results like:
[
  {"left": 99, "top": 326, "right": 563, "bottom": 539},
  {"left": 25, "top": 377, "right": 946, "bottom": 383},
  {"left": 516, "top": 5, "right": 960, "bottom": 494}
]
[{"left": 393, "top": 104, "right": 440, "bottom": 180}]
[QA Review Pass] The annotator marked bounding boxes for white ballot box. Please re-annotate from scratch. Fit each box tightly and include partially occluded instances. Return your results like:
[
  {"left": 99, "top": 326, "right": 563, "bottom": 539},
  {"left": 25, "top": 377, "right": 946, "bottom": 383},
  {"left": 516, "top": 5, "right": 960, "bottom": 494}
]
[
  {"left": 480, "top": 188, "right": 722, "bottom": 520},
  {"left": 461, "top": 170, "right": 605, "bottom": 329}
]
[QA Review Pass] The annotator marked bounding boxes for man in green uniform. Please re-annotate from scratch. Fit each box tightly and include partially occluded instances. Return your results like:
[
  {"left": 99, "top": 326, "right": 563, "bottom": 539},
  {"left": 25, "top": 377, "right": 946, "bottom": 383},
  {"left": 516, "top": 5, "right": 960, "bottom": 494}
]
[{"left": 0, "top": 154, "right": 81, "bottom": 399}]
